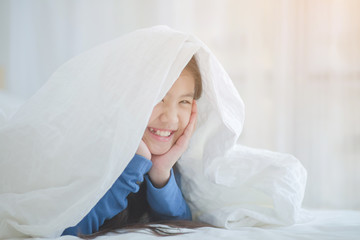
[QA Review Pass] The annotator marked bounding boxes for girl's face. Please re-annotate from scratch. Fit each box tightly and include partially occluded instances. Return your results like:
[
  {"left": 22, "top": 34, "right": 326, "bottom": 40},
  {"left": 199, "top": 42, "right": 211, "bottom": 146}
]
[{"left": 142, "top": 68, "right": 195, "bottom": 155}]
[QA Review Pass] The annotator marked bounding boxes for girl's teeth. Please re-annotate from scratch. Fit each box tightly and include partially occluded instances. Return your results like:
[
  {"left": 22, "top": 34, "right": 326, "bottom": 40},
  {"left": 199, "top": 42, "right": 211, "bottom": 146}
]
[
  {"left": 156, "top": 130, "right": 171, "bottom": 137},
  {"left": 150, "top": 128, "right": 171, "bottom": 137}
]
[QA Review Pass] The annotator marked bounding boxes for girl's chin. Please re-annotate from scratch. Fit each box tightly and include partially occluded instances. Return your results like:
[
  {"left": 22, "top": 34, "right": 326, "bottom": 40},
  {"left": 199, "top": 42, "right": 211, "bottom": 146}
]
[{"left": 148, "top": 145, "right": 171, "bottom": 156}]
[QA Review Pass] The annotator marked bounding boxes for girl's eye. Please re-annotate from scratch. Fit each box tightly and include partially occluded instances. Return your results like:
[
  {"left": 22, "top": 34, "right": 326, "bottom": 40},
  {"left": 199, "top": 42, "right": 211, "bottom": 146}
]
[{"left": 180, "top": 100, "right": 191, "bottom": 104}]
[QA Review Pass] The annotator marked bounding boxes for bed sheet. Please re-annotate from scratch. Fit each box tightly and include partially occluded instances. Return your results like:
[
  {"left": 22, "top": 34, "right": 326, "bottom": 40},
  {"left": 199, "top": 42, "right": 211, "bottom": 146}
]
[{"left": 54, "top": 210, "right": 360, "bottom": 240}]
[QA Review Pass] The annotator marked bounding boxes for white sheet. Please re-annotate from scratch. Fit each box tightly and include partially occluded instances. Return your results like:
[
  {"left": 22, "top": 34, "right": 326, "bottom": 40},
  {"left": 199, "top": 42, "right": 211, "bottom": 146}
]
[
  {"left": 1, "top": 26, "right": 307, "bottom": 238},
  {"left": 54, "top": 210, "right": 359, "bottom": 240}
]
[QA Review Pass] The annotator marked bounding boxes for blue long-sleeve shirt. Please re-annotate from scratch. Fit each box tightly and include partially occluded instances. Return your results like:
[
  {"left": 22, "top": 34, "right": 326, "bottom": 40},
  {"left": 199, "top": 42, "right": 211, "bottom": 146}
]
[{"left": 62, "top": 154, "right": 191, "bottom": 236}]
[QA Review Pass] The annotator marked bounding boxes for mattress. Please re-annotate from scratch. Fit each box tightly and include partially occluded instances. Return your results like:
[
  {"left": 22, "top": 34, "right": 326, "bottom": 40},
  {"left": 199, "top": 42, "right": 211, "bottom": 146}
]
[{"left": 56, "top": 210, "right": 360, "bottom": 240}]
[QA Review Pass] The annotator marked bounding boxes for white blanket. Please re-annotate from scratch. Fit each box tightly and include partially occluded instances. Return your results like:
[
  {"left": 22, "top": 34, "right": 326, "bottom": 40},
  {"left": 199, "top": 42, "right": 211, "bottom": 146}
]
[
  {"left": 58, "top": 210, "right": 360, "bottom": 240},
  {"left": 0, "top": 26, "right": 307, "bottom": 238}
]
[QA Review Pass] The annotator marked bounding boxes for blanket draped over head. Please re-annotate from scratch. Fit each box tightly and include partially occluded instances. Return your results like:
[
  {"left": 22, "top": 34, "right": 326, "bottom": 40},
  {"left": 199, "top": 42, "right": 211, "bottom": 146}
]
[{"left": 0, "top": 26, "right": 307, "bottom": 238}]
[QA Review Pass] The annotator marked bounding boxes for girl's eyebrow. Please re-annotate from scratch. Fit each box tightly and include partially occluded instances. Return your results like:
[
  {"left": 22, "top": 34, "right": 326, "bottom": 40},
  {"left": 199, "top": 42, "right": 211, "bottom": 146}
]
[
  {"left": 166, "top": 92, "right": 194, "bottom": 98},
  {"left": 180, "top": 93, "right": 194, "bottom": 98}
]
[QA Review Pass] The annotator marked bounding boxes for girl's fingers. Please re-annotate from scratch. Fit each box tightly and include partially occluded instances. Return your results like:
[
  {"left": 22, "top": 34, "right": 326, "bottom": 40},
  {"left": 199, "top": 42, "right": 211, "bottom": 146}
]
[
  {"left": 176, "top": 101, "right": 197, "bottom": 149},
  {"left": 183, "top": 100, "right": 197, "bottom": 138},
  {"left": 137, "top": 140, "right": 151, "bottom": 159}
]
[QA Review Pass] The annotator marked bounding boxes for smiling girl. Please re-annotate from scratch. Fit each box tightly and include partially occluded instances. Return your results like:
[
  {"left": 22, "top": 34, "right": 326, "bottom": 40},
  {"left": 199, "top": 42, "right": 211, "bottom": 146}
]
[{"left": 62, "top": 56, "right": 202, "bottom": 236}]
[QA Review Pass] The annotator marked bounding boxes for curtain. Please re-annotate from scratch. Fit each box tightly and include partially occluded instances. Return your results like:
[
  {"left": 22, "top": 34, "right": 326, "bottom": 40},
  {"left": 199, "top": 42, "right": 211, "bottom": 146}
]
[{"left": 1, "top": 0, "right": 359, "bottom": 210}]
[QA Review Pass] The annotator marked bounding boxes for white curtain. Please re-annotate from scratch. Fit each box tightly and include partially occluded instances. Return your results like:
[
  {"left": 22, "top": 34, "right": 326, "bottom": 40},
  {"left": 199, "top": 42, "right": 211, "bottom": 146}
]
[{"left": 1, "top": 0, "right": 359, "bottom": 210}]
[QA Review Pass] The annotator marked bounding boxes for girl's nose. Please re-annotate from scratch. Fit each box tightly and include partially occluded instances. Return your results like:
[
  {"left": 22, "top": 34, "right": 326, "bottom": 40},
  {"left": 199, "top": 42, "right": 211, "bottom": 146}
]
[{"left": 159, "top": 106, "right": 178, "bottom": 124}]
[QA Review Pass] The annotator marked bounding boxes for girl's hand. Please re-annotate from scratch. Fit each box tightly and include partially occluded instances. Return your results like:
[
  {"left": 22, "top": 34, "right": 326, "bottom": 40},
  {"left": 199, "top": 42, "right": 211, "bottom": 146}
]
[
  {"left": 148, "top": 101, "right": 198, "bottom": 188},
  {"left": 136, "top": 139, "right": 151, "bottom": 160}
]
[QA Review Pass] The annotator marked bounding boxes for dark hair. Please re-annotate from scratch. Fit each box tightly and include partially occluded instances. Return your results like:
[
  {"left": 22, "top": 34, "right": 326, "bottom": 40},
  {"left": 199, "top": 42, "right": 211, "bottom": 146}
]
[{"left": 184, "top": 55, "right": 202, "bottom": 100}]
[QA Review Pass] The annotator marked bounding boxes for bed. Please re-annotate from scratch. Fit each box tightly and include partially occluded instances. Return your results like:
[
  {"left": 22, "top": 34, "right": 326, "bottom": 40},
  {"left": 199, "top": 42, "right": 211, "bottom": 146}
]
[
  {"left": 1, "top": 94, "right": 359, "bottom": 240},
  {"left": 54, "top": 210, "right": 360, "bottom": 240}
]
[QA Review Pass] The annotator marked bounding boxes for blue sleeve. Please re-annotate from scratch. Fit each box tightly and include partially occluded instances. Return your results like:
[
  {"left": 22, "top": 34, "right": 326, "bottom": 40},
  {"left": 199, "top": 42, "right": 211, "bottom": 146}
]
[
  {"left": 145, "top": 168, "right": 192, "bottom": 221},
  {"left": 62, "top": 154, "right": 152, "bottom": 236}
]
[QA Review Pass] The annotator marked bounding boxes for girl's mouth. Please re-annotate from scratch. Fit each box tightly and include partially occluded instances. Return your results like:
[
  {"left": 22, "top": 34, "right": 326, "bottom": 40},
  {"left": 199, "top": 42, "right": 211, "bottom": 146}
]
[{"left": 148, "top": 127, "right": 175, "bottom": 141}]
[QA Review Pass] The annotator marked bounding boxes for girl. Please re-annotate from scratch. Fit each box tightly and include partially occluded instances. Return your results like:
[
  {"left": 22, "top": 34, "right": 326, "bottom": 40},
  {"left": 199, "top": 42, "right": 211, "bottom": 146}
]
[{"left": 62, "top": 56, "right": 202, "bottom": 236}]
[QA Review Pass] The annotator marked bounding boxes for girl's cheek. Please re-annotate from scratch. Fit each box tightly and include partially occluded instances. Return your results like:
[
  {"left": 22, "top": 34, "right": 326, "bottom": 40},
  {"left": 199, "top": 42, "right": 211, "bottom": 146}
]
[
  {"left": 148, "top": 106, "right": 162, "bottom": 123},
  {"left": 182, "top": 110, "right": 192, "bottom": 127}
]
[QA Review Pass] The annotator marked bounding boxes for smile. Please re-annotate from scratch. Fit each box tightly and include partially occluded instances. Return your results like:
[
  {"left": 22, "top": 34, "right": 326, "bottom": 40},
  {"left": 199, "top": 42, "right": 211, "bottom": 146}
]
[{"left": 149, "top": 127, "right": 175, "bottom": 137}]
